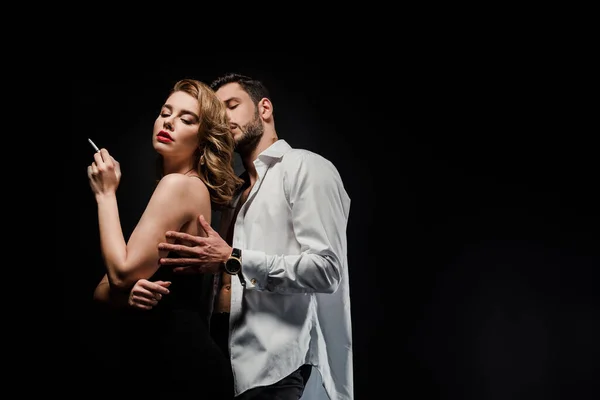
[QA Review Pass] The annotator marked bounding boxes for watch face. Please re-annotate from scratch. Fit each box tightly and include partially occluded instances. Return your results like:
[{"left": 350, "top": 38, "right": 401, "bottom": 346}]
[{"left": 226, "top": 258, "right": 241, "bottom": 274}]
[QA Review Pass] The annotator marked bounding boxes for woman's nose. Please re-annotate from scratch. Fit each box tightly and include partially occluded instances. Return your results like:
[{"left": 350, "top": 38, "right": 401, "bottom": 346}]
[{"left": 163, "top": 116, "right": 174, "bottom": 130}]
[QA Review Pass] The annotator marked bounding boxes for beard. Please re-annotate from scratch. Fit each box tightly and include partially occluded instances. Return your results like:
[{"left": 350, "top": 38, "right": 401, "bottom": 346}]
[{"left": 235, "top": 111, "right": 263, "bottom": 155}]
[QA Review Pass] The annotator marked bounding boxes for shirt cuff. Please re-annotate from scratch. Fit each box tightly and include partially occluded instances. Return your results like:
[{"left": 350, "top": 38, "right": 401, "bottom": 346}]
[{"left": 241, "top": 249, "right": 268, "bottom": 290}]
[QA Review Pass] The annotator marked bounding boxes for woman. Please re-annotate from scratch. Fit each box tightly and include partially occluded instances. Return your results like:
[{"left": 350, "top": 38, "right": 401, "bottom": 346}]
[{"left": 88, "top": 79, "right": 242, "bottom": 397}]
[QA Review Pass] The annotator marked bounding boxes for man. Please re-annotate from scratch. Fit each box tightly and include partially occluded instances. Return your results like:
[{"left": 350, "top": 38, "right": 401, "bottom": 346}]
[{"left": 144, "top": 73, "right": 353, "bottom": 399}]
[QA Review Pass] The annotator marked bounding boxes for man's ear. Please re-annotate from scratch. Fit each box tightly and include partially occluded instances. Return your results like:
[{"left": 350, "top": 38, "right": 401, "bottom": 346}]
[{"left": 259, "top": 98, "right": 273, "bottom": 120}]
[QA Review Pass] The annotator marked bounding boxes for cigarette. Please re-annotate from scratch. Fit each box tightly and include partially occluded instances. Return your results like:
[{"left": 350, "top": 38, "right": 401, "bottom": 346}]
[{"left": 88, "top": 138, "right": 100, "bottom": 152}]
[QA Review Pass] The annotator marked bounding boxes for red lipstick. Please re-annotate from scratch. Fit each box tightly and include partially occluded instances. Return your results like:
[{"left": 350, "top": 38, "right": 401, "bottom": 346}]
[{"left": 157, "top": 130, "right": 173, "bottom": 143}]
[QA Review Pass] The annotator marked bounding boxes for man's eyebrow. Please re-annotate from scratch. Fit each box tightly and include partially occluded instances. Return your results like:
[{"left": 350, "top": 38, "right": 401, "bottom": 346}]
[{"left": 162, "top": 104, "right": 199, "bottom": 120}]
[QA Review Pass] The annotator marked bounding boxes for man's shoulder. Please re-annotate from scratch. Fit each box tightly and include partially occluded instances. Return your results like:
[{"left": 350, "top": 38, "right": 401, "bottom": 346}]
[
  {"left": 281, "top": 147, "right": 333, "bottom": 167},
  {"left": 279, "top": 148, "right": 343, "bottom": 186}
]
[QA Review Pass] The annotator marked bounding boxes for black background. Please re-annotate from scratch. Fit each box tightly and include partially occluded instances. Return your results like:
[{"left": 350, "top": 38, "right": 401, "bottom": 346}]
[{"left": 62, "top": 44, "right": 598, "bottom": 399}]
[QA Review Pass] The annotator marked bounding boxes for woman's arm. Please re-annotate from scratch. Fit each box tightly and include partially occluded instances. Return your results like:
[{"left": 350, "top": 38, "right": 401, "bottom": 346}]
[
  {"left": 93, "top": 273, "right": 129, "bottom": 306},
  {"left": 93, "top": 274, "right": 111, "bottom": 303},
  {"left": 93, "top": 273, "right": 171, "bottom": 309},
  {"left": 97, "top": 173, "right": 207, "bottom": 290}
]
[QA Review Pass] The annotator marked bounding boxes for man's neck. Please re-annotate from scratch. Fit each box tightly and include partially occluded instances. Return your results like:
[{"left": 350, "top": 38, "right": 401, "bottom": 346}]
[{"left": 241, "top": 132, "right": 278, "bottom": 182}]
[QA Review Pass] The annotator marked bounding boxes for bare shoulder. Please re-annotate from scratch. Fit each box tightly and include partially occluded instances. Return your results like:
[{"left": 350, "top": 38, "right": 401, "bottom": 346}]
[
  {"left": 149, "top": 174, "right": 212, "bottom": 233},
  {"left": 154, "top": 173, "right": 210, "bottom": 206},
  {"left": 157, "top": 173, "right": 205, "bottom": 189}
]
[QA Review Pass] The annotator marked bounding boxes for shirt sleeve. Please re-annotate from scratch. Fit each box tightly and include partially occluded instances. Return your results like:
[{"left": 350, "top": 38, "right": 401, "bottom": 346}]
[{"left": 241, "top": 152, "right": 351, "bottom": 294}]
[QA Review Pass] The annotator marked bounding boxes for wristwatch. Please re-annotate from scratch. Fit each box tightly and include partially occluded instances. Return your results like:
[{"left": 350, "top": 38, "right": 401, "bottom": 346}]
[{"left": 223, "top": 247, "right": 242, "bottom": 275}]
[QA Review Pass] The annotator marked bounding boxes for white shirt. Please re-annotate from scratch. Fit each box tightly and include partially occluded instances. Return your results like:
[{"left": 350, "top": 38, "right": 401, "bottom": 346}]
[{"left": 219, "top": 139, "right": 353, "bottom": 399}]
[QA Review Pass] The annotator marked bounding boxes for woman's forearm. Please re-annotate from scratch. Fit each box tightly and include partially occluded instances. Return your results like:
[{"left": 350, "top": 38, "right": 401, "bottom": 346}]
[{"left": 93, "top": 274, "right": 130, "bottom": 307}]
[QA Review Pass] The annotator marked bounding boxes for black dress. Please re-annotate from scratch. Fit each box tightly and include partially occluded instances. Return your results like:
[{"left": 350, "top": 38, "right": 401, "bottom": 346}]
[{"left": 114, "top": 264, "right": 233, "bottom": 398}]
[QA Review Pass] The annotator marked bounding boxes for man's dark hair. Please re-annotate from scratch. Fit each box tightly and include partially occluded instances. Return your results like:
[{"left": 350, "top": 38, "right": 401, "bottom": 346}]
[{"left": 210, "top": 73, "right": 271, "bottom": 105}]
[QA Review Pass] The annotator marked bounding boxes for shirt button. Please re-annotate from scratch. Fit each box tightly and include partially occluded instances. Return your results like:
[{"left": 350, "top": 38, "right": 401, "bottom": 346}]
[{"left": 251, "top": 278, "right": 257, "bottom": 285}]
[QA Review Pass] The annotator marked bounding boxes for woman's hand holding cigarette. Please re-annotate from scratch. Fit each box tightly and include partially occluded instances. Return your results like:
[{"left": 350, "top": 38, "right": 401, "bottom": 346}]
[{"left": 87, "top": 148, "right": 122, "bottom": 197}]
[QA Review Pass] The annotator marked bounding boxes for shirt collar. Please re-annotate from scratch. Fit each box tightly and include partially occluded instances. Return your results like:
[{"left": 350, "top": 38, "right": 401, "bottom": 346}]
[
  {"left": 257, "top": 139, "right": 292, "bottom": 161},
  {"left": 234, "top": 139, "right": 292, "bottom": 197}
]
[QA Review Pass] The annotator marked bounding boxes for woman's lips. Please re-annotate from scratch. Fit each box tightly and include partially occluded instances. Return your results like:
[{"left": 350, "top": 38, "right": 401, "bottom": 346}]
[
  {"left": 157, "top": 135, "right": 173, "bottom": 143},
  {"left": 157, "top": 131, "right": 173, "bottom": 143}
]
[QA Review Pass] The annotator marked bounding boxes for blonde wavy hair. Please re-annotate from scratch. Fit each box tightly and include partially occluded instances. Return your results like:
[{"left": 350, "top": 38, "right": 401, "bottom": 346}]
[{"left": 157, "top": 79, "right": 243, "bottom": 209}]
